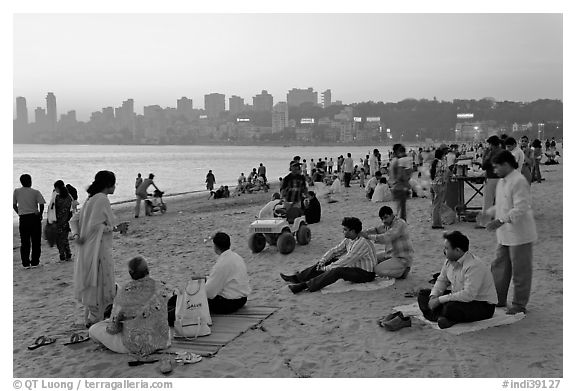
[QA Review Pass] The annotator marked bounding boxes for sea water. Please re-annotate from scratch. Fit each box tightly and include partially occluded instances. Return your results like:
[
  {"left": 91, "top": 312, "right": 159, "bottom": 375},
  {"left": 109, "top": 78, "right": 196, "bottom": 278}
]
[{"left": 13, "top": 144, "right": 393, "bottom": 220}]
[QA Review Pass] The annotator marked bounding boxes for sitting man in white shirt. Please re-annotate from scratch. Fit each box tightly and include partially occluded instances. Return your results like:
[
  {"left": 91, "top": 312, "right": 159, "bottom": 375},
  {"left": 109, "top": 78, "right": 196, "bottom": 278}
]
[
  {"left": 205, "top": 232, "right": 251, "bottom": 314},
  {"left": 417, "top": 231, "right": 498, "bottom": 329},
  {"left": 365, "top": 171, "right": 382, "bottom": 200}
]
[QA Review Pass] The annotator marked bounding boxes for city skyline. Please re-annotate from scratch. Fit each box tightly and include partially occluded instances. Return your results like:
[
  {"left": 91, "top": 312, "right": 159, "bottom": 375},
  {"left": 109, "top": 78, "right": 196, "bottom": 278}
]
[{"left": 13, "top": 14, "right": 562, "bottom": 121}]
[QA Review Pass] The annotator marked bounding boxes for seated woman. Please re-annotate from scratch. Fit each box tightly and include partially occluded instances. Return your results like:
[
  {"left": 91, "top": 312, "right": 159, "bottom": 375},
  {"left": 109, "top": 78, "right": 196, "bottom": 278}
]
[
  {"left": 371, "top": 177, "right": 392, "bottom": 203},
  {"left": 89, "top": 257, "right": 172, "bottom": 357}
]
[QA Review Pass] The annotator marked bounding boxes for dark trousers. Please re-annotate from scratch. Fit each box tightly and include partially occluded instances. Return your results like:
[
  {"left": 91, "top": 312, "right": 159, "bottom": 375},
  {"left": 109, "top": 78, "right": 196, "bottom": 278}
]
[
  {"left": 328, "top": 166, "right": 332, "bottom": 174},
  {"left": 418, "top": 289, "right": 495, "bottom": 324},
  {"left": 392, "top": 189, "right": 408, "bottom": 222},
  {"left": 295, "top": 262, "right": 375, "bottom": 292},
  {"left": 56, "top": 224, "right": 71, "bottom": 260},
  {"left": 344, "top": 172, "right": 352, "bottom": 187},
  {"left": 167, "top": 295, "right": 247, "bottom": 326},
  {"left": 208, "top": 295, "right": 247, "bottom": 314},
  {"left": 19, "top": 214, "right": 42, "bottom": 267},
  {"left": 366, "top": 188, "right": 374, "bottom": 200}
]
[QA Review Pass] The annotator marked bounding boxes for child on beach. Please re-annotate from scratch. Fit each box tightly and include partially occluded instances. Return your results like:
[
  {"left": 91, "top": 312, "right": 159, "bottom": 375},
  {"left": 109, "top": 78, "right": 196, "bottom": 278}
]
[{"left": 359, "top": 168, "right": 366, "bottom": 187}]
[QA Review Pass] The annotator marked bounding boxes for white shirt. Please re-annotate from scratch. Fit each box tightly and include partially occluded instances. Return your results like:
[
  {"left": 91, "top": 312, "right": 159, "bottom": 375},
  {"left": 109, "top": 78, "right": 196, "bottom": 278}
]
[
  {"left": 431, "top": 252, "right": 498, "bottom": 304},
  {"left": 510, "top": 146, "right": 525, "bottom": 173},
  {"left": 490, "top": 170, "right": 537, "bottom": 246},
  {"left": 205, "top": 250, "right": 251, "bottom": 300},
  {"left": 371, "top": 183, "right": 391, "bottom": 202},
  {"left": 343, "top": 157, "right": 354, "bottom": 173},
  {"left": 365, "top": 176, "right": 379, "bottom": 193},
  {"left": 369, "top": 154, "right": 379, "bottom": 176},
  {"left": 446, "top": 152, "right": 457, "bottom": 167},
  {"left": 330, "top": 178, "right": 342, "bottom": 193}
]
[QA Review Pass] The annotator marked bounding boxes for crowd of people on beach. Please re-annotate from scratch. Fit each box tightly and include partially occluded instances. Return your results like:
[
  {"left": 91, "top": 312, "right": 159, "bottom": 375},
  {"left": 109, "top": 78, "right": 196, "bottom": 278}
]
[{"left": 13, "top": 133, "right": 556, "bottom": 359}]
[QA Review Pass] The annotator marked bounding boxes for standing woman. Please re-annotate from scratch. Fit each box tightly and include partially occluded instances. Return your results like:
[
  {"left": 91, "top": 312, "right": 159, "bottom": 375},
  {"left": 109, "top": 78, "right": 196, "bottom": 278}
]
[
  {"left": 53, "top": 180, "right": 73, "bottom": 262},
  {"left": 74, "top": 170, "right": 119, "bottom": 328}
]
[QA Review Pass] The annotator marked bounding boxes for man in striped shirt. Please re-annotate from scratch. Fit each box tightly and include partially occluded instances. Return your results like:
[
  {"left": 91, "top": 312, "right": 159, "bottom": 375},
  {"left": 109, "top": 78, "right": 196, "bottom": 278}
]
[
  {"left": 280, "top": 217, "right": 377, "bottom": 293},
  {"left": 361, "top": 206, "right": 414, "bottom": 279}
]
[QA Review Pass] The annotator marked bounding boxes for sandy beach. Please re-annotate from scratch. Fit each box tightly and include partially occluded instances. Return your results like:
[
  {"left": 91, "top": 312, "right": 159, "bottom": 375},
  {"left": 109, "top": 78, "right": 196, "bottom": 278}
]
[{"left": 12, "top": 165, "right": 563, "bottom": 378}]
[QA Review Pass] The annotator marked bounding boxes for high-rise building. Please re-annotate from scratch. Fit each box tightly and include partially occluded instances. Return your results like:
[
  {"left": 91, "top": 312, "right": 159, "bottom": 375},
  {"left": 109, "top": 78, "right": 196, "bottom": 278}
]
[
  {"left": 177, "top": 97, "right": 193, "bottom": 114},
  {"left": 16, "top": 96, "right": 28, "bottom": 125},
  {"left": 46, "top": 92, "right": 57, "bottom": 132},
  {"left": 322, "top": 89, "right": 332, "bottom": 108},
  {"left": 272, "top": 101, "right": 289, "bottom": 134},
  {"left": 102, "top": 107, "right": 115, "bottom": 124},
  {"left": 253, "top": 90, "right": 273, "bottom": 112},
  {"left": 122, "top": 99, "right": 134, "bottom": 116},
  {"left": 34, "top": 107, "right": 46, "bottom": 126},
  {"left": 229, "top": 95, "right": 245, "bottom": 115},
  {"left": 287, "top": 87, "right": 318, "bottom": 107},
  {"left": 204, "top": 93, "right": 225, "bottom": 119}
]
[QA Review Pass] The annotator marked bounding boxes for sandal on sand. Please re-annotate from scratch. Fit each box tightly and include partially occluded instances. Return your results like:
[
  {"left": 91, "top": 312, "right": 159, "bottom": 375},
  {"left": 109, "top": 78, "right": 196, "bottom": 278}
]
[
  {"left": 175, "top": 352, "right": 202, "bottom": 365},
  {"left": 63, "top": 333, "right": 90, "bottom": 345},
  {"left": 378, "top": 311, "right": 404, "bottom": 326},
  {"left": 159, "top": 358, "right": 175, "bottom": 374},
  {"left": 28, "top": 335, "right": 57, "bottom": 350}
]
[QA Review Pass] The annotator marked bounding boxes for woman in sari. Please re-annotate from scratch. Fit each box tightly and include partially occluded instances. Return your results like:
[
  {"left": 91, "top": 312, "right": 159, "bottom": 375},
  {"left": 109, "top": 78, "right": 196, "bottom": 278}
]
[
  {"left": 53, "top": 180, "right": 72, "bottom": 261},
  {"left": 74, "top": 170, "right": 120, "bottom": 327}
]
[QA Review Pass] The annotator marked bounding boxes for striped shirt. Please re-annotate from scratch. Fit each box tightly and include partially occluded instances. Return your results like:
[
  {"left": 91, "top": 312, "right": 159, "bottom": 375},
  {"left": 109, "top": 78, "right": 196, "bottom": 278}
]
[
  {"left": 431, "top": 157, "right": 450, "bottom": 186},
  {"left": 364, "top": 217, "right": 414, "bottom": 267},
  {"left": 322, "top": 237, "right": 377, "bottom": 272}
]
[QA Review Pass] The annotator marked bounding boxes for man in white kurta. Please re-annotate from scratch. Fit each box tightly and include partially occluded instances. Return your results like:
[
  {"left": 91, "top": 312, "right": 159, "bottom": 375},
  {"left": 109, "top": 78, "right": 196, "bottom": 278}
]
[{"left": 485, "top": 150, "right": 537, "bottom": 315}]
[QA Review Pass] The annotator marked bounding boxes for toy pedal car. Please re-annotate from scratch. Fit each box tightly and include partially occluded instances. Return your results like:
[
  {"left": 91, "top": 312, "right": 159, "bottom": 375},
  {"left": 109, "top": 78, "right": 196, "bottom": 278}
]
[{"left": 248, "top": 207, "right": 311, "bottom": 254}]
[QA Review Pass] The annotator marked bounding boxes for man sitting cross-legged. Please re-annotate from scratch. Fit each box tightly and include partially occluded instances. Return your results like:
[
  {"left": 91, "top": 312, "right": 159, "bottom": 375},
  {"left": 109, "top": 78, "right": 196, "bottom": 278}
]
[
  {"left": 360, "top": 206, "right": 413, "bottom": 279},
  {"left": 418, "top": 231, "right": 498, "bottom": 329},
  {"left": 280, "top": 217, "right": 377, "bottom": 294}
]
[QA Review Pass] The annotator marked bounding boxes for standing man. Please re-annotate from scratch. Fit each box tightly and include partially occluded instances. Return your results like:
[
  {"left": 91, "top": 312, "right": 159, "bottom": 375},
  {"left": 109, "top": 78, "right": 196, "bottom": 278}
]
[
  {"left": 369, "top": 149, "right": 380, "bottom": 178},
  {"left": 135, "top": 173, "right": 143, "bottom": 191},
  {"left": 280, "top": 162, "right": 308, "bottom": 209},
  {"left": 361, "top": 206, "right": 414, "bottom": 279},
  {"left": 205, "top": 170, "right": 216, "bottom": 191},
  {"left": 327, "top": 158, "right": 334, "bottom": 174},
  {"left": 13, "top": 174, "right": 46, "bottom": 269},
  {"left": 135, "top": 173, "right": 159, "bottom": 218},
  {"left": 430, "top": 144, "right": 450, "bottom": 229},
  {"left": 484, "top": 150, "right": 537, "bottom": 315},
  {"left": 390, "top": 144, "right": 410, "bottom": 222},
  {"left": 258, "top": 163, "right": 267, "bottom": 183},
  {"left": 343, "top": 153, "right": 354, "bottom": 187},
  {"left": 519, "top": 136, "right": 534, "bottom": 185},
  {"left": 503, "top": 137, "right": 524, "bottom": 173}
]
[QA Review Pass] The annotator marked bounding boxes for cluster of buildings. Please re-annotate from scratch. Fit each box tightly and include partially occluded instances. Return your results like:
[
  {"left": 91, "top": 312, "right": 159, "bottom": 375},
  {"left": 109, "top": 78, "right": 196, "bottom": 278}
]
[
  {"left": 13, "top": 88, "right": 373, "bottom": 144},
  {"left": 14, "top": 90, "right": 554, "bottom": 145}
]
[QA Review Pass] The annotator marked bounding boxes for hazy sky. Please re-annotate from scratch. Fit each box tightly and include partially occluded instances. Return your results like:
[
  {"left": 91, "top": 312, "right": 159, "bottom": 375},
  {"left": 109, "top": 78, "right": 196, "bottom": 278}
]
[{"left": 13, "top": 13, "right": 562, "bottom": 120}]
